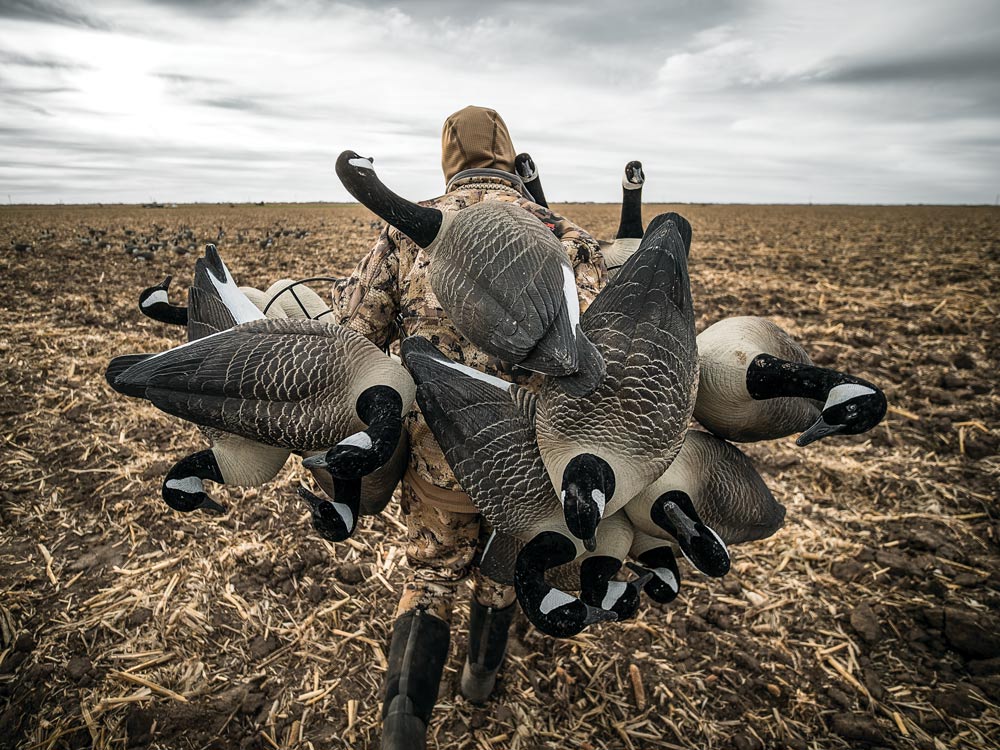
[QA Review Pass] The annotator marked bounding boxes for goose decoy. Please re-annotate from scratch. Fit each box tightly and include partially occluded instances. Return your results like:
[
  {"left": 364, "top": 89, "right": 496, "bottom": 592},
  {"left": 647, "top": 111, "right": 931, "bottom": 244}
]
[
  {"left": 111, "top": 245, "right": 289, "bottom": 514},
  {"left": 400, "top": 335, "right": 618, "bottom": 638},
  {"left": 108, "top": 250, "right": 415, "bottom": 539},
  {"left": 335, "top": 151, "right": 604, "bottom": 390},
  {"left": 598, "top": 162, "right": 692, "bottom": 276},
  {"left": 626, "top": 429, "right": 786, "bottom": 578},
  {"left": 515, "top": 152, "right": 548, "bottom": 208},
  {"left": 695, "top": 316, "right": 887, "bottom": 445},
  {"left": 534, "top": 213, "right": 699, "bottom": 546}
]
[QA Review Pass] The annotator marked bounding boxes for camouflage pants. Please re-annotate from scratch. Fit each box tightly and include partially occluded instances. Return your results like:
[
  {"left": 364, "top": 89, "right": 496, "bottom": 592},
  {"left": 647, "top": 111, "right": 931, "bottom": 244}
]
[{"left": 395, "top": 483, "right": 515, "bottom": 622}]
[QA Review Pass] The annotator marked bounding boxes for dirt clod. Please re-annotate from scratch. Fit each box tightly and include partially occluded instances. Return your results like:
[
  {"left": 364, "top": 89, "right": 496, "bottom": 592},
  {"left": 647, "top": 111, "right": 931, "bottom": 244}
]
[{"left": 850, "top": 602, "right": 882, "bottom": 643}]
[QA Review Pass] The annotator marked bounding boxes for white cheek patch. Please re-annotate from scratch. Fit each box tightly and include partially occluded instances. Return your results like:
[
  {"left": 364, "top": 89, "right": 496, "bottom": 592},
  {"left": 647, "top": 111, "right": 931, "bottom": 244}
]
[
  {"left": 348, "top": 157, "right": 374, "bottom": 170},
  {"left": 437, "top": 357, "right": 512, "bottom": 391},
  {"left": 141, "top": 289, "right": 169, "bottom": 308},
  {"left": 654, "top": 567, "right": 678, "bottom": 591},
  {"left": 622, "top": 176, "right": 643, "bottom": 190},
  {"left": 601, "top": 581, "right": 627, "bottom": 610},
  {"left": 166, "top": 476, "right": 205, "bottom": 495},
  {"left": 338, "top": 431, "right": 373, "bottom": 450},
  {"left": 561, "top": 263, "right": 581, "bottom": 333},
  {"left": 591, "top": 489, "right": 606, "bottom": 516},
  {"left": 332, "top": 501, "right": 355, "bottom": 529},
  {"left": 539, "top": 588, "right": 577, "bottom": 615},
  {"left": 825, "top": 383, "right": 877, "bottom": 408}
]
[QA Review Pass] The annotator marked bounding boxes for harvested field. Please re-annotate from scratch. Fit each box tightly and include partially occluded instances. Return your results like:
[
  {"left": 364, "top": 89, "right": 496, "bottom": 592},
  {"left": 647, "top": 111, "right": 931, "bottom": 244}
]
[{"left": 1, "top": 202, "right": 998, "bottom": 750}]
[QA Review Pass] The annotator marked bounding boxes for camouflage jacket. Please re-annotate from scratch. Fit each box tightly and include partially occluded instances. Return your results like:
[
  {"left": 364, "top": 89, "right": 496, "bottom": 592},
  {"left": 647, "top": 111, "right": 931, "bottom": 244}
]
[{"left": 331, "top": 171, "right": 607, "bottom": 493}]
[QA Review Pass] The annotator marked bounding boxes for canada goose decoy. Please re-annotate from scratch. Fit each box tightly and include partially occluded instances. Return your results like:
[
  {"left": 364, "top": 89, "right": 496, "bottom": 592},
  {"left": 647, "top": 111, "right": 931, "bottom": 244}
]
[
  {"left": 400, "top": 335, "right": 618, "bottom": 638},
  {"left": 335, "top": 151, "right": 604, "bottom": 390},
  {"left": 110, "top": 245, "right": 289, "bottom": 514},
  {"left": 108, "top": 264, "right": 415, "bottom": 540},
  {"left": 695, "top": 316, "right": 887, "bottom": 445},
  {"left": 626, "top": 429, "right": 786, "bottom": 577},
  {"left": 598, "top": 162, "right": 692, "bottom": 276},
  {"left": 515, "top": 152, "right": 548, "bottom": 208},
  {"left": 109, "top": 318, "right": 414, "bottom": 539},
  {"left": 535, "top": 213, "right": 699, "bottom": 546}
]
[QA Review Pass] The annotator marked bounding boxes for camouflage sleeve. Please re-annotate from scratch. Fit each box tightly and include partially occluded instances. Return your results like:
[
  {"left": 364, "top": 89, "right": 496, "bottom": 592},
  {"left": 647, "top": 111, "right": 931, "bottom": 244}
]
[
  {"left": 519, "top": 201, "right": 607, "bottom": 311},
  {"left": 330, "top": 226, "right": 401, "bottom": 348}
]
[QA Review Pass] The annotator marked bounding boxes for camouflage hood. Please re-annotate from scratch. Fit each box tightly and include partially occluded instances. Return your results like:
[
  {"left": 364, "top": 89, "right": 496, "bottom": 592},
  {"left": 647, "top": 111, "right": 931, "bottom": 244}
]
[{"left": 441, "top": 105, "right": 516, "bottom": 183}]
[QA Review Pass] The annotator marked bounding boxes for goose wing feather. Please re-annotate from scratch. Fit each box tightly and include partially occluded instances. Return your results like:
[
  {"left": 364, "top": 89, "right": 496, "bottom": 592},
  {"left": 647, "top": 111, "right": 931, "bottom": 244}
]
[
  {"left": 431, "top": 202, "right": 574, "bottom": 368},
  {"left": 538, "top": 216, "right": 699, "bottom": 505},
  {"left": 401, "top": 336, "right": 556, "bottom": 536},
  {"left": 114, "top": 319, "right": 413, "bottom": 450}
]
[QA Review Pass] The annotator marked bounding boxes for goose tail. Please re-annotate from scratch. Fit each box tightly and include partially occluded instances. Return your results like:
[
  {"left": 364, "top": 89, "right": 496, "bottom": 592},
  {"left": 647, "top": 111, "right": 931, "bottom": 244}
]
[{"left": 105, "top": 353, "right": 154, "bottom": 398}]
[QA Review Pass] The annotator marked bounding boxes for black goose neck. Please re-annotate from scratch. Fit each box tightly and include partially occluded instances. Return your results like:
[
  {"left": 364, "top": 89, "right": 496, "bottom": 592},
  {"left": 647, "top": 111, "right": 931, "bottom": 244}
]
[
  {"left": 336, "top": 152, "right": 442, "bottom": 248},
  {"left": 331, "top": 476, "right": 362, "bottom": 517},
  {"left": 154, "top": 303, "right": 188, "bottom": 326},
  {"left": 616, "top": 186, "right": 644, "bottom": 239},
  {"left": 746, "top": 354, "right": 855, "bottom": 402}
]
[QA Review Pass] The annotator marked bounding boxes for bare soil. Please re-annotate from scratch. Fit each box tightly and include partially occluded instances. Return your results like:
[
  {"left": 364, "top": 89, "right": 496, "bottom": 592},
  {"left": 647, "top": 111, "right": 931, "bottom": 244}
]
[{"left": 1, "top": 203, "right": 998, "bottom": 750}]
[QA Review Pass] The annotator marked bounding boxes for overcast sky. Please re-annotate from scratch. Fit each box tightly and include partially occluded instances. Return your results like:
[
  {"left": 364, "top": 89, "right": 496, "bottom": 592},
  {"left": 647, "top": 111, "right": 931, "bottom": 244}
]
[{"left": 1, "top": 0, "right": 998, "bottom": 204}]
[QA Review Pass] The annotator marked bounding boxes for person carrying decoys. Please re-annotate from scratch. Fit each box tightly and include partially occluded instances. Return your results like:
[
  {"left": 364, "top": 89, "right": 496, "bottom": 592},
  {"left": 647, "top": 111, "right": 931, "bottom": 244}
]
[{"left": 330, "top": 105, "right": 607, "bottom": 750}]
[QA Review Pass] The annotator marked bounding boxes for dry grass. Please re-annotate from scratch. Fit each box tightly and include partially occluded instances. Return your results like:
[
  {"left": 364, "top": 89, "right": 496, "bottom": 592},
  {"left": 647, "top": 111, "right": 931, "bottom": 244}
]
[{"left": 1, "top": 203, "right": 998, "bottom": 750}]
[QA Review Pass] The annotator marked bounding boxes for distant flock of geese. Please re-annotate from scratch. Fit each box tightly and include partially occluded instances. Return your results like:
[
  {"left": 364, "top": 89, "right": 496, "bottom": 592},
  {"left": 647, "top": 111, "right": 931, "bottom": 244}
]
[{"left": 105, "top": 152, "right": 887, "bottom": 638}]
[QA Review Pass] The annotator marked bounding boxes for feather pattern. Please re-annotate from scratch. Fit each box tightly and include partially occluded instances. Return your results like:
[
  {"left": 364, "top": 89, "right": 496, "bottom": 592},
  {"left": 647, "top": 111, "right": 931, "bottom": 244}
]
[{"left": 537, "top": 215, "right": 699, "bottom": 513}]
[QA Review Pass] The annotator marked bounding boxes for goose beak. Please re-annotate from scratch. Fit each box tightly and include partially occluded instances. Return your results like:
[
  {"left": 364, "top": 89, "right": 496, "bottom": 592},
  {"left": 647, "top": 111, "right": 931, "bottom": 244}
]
[
  {"left": 583, "top": 605, "right": 618, "bottom": 626},
  {"left": 626, "top": 562, "right": 655, "bottom": 588},
  {"left": 796, "top": 416, "right": 844, "bottom": 446},
  {"left": 296, "top": 486, "right": 323, "bottom": 507},
  {"left": 584, "top": 535, "right": 597, "bottom": 553},
  {"left": 198, "top": 496, "right": 227, "bottom": 514},
  {"left": 302, "top": 453, "right": 329, "bottom": 470}
]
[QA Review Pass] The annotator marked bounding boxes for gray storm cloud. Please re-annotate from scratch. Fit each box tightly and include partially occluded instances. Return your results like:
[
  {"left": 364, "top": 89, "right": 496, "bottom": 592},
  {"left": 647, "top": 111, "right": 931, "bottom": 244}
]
[{"left": 0, "top": 0, "right": 997, "bottom": 204}]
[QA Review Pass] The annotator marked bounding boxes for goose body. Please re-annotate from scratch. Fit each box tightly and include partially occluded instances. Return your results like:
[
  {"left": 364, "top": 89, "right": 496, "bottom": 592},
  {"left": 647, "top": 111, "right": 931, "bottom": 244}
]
[
  {"left": 400, "top": 335, "right": 622, "bottom": 637},
  {"left": 535, "top": 214, "right": 699, "bottom": 545},
  {"left": 335, "top": 151, "right": 603, "bottom": 389},
  {"left": 115, "top": 246, "right": 290, "bottom": 514},
  {"left": 107, "top": 247, "right": 415, "bottom": 539},
  {"left": 625, "top": 429, "right": 786, "bottom": 577},
  {"left": 695, "top": 316, "right": 887, "bottom": 444}
]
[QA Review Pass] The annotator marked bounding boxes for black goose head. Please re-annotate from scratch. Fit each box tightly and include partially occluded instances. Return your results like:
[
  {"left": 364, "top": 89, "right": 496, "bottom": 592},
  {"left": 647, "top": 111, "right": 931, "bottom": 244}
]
[
  {"left": 303, "top": 386, "right": 403, "bottom": 479},
  {"left": 137, "top": 275, "right": 188, "bottom": 326},
  {"left": 632, "top": 546, "right": 681, "bottom": 604},
  {"left": 138, "top": 274, "right": 172, "bottom": 311},
  {"left": 560, "top": 454, "right": 615, "bottom": 551},
  {"left": 579, "top": 557, "right": 650, "bottom": 622},
  {"left": 335, "top": 150, "right": 443, "bottom": 249},
  {"left": 514, "top": 152, "right": 538, "bottom": 182},
  {"left": 161, "top": 450, "right": 226, "bottom": 514},
  {"left": 649, "top": 490, "right": 730, "bottom": 578},
  {"left": 797, "top": 381, "right": 888, "bottom": 446},
  {"left": 515, "top": 531, "right": 617, "bottom": 638},
  {"left": 623, "top": 160, "right": 644, "bottom": 188},
  {"left": 297, "top": 484, "right": 359, "bottom": 542}
]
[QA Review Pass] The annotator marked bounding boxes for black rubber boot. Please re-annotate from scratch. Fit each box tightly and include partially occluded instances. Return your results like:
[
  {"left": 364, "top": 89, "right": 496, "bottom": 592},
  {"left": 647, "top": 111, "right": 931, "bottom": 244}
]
[
  {"left": 381, "top": 610, "right": 451, "bottom": 750},
  {"left": 459, "top": 599, "right": 517, "bottom": 704}
]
